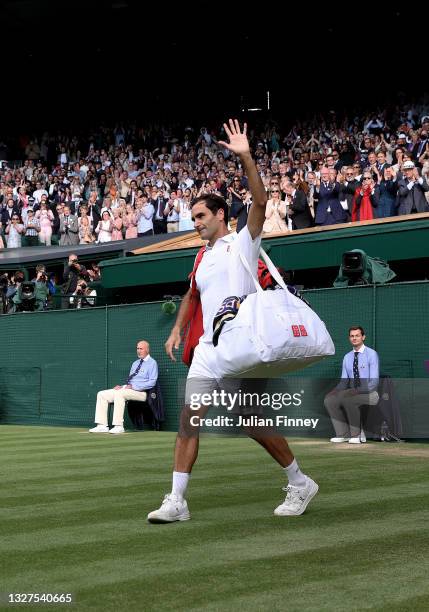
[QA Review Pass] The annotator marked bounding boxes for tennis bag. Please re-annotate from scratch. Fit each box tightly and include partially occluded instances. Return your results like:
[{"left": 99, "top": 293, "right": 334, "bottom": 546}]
[{"left": 214, "top": 247, "right": 335, "bottom": 377}]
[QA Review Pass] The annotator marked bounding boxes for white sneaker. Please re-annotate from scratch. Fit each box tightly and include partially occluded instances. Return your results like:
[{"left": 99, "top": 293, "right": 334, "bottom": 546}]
[
  {"left": 89, "top": 424, "right": 110, "bottom": 433},
  {"left": 274, "top": 476, "right": 319, "bottom": 516},
  {"left": 360, "top": 430, "right": 367, "bottom": 443},
  {"left": 330, "top": 437, "right": 350, "bottom": 443},
  {"left": 348, "top": 437, "right": 361, "bottom": 444},
  {"left": 109, "top": 426, "right": 125, "bottom": 434},
  {"left": 147, "top": 494, "right": 191, "bottom": 523}
]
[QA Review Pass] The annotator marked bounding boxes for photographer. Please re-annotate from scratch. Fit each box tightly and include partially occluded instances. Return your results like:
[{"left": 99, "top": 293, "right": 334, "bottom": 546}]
[
  {"left": 31, "top": 264, "right": 50, "bottom": 310},
  {"left": 62, "top": 254, "right": 86, "bottom": 309},
  {"left": 70, "top": 277, "right": 97, "bottom": 309},
  {"left": 0, "top": 272, "right": 10, "bottom": 314}
]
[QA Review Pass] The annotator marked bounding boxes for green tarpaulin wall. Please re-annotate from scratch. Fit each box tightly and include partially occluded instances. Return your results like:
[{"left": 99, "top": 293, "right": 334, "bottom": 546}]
[{"left": 1, "top": 281, "right": 428, "bottom": 436}]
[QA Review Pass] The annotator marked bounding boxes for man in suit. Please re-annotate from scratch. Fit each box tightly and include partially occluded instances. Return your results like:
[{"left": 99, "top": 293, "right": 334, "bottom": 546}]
[
  {"left": 59, "top": 204, "right": 79, "bottom": 246},
  {"left": 396, "top": 161, "right": 429, "bottom": 215},
  {"left": 89, "top": 340, "right": 158, "bottom": 434},
  {"left": 284, "top": 183, "right": 313, "bottom": 229},
  {"left": 151, "top": 188, "right": 168, "bottom": 234},
  {"left": 1, "top": 197, "right": 19, "bottom": 226},
  {"left": 315, "top": 167, "right": 347, "bottom": 226},
  {"left": 324, "top": 326, "right": 379, "bottom": 444}
]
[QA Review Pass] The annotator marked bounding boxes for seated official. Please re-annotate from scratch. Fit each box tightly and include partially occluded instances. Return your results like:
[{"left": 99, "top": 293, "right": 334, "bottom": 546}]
[
  {"left": 324, "top": 326, "right": 379, "bottom": 444},
  {"left": 89, "top": 340, "right": 158, "bottom": 435}
]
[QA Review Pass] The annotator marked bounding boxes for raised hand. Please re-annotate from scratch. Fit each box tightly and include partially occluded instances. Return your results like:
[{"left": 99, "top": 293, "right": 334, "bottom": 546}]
[{"left": 217, "top": 119, "right": 250, "bottom": 156}]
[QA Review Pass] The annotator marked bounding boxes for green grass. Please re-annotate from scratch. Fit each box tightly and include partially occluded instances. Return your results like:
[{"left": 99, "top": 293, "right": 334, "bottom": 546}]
[{"left": 1, "top": 426, "right": 429, "bottom": 611}]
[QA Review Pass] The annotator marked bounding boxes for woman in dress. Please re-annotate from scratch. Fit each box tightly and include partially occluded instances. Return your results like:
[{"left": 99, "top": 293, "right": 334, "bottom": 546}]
[
  {"left": 36, "top": 200, "right": 54, "bottom": 245},
  {"left": 79, "top": 215, "right": 95, "bottom": 244},
  {"left": 178, "top": 188, "right": 194, "bottom": 231},
  {"left": 95, "top": 210, "right": 113, "bottom": 243},
  {"left": 111, "top": 208, "right": 124, "bottom": 240},
  {"left": 5, "top": 214, "right": 25, "bottom": 247},
  {"left": 263, "top": 187, "right": 289, "bottom": 233},
  {"left": 123, "top": 203, "right": 138, "bottom": 239}
]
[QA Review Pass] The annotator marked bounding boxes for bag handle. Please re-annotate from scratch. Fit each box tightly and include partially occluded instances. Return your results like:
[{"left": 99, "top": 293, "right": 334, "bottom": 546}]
[{"left": 238, "top": 246, "right": 288, "bottom": 292}]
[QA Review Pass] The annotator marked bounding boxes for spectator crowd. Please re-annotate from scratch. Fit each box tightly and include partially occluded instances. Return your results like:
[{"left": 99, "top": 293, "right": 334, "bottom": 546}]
[{"left": 1, "top": 100, "right": 429, "bottom": 251}]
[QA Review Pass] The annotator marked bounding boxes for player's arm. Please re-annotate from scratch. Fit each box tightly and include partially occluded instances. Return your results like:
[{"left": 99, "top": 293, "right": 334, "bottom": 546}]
[
  {"left": 218, "top": 119, "right": 267, "bottom": 239},
  {"left": 165, "top": 288, "right": 192, "bottom": 361}
]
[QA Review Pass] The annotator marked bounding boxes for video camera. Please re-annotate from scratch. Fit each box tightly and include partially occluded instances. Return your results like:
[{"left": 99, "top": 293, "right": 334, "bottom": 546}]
[{"left": 15, "top": 281, "right": 37, "bottom": 312}]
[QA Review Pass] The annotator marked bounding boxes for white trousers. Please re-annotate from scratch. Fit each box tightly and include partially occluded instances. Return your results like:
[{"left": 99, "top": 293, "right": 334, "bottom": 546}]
[{"left": 95, "top": 388, "right": 147, "bottom": 426}]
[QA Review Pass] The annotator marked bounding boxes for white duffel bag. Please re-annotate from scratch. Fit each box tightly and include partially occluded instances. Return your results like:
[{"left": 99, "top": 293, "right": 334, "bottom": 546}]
[{"left": 214, "top": 247, "right": 335, "bottom": 378}]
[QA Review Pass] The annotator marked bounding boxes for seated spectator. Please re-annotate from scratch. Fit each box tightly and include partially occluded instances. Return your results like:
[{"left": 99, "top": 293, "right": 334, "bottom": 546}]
[
  {"left": 89, "top": 340, "right": 158, "bottom": 435},
  {"left": 324, "top": 326, "right": 379, "bottom": 444}
]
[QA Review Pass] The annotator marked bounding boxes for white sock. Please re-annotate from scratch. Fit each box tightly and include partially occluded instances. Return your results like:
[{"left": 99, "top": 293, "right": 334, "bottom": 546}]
[
  {"left": 284, "top": 459, "right": 306, "bottom": 488},
  {"left": 172, "top": 471, "right": 190, "bottom": 500}
]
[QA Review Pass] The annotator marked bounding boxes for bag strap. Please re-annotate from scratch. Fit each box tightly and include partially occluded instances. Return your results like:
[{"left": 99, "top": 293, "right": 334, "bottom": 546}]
[
  {"left": 238, "top": 246, "right": 288, "bottom": 292},
  {"left": 188, "top": 246, "right": 206, "bottom": 295}
]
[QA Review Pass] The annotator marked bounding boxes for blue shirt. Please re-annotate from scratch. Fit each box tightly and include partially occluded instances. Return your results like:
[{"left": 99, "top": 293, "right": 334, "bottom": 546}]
[
  {"left": 126, "top": 355, "right": 158, "bottom": 391},
  {"left": 336, "top": 345, "right": 379, "bottom": 393}
]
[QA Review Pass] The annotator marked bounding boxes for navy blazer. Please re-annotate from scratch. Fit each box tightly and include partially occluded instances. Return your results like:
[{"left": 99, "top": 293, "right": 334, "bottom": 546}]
[{"left": 315, "top": 182, "right": 347, "bottom": 225}]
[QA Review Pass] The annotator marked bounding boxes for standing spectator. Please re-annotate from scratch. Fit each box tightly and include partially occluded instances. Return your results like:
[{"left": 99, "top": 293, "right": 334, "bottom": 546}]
[
  {"left": 352, "top": 173, "right": 377, "bottom": 221},
  {"left": 164, "top": 191, "right": 180, "bottom": 233},
  {"left": 123, "top": 203, "right": 138, "bottom": 239},
  {"left": 136, "top": 197, "right": 155, "bottom": 237},
  {"left": 111, "top": 208, "right": 124, "bottom": 240},
  {"left": 32, "top": 181, "right": 48, "bottom": 205},
  {"left": 5, "top": 214, "right": 24, "bottom": 248},
  {"left": 315, "top": 168, "right": 347, "bottom": 226},
  {"left": 339, "top": 166, "right": 360, "bottom": 221},
  {"left": 36, "top": 200, "right": 54, "bottom": 245},
  {"left": 95, "top": 210, "right": 114, "bottom": 243},
  {"left": 374, "top": 167, "right": 398, "bottom": 218},
  {"left": 23, "top": 209, "right": 40, "bottom": 246},
  {"left": 235, "top": 187, "right": 252, "bottom": 233},
  {"left": 151, "top": 188, "right": 168, "bottom": 234},
  {"left": 178, "top": 189, "right": 194, "bottom": 231},
  {"left": 284, "top": 183, "right": 313, "bottom": 229},
  {"left": 263, "top": 187, "right": 288, "bottom": 233},
  {"left": 59, "top": 204, "right": 79, "bottom": 246},
  {"left": 396, "top": 161, "right": 429, "bottom": 215},
  {"left": 79, "top": 216, "right": 96, "bottom": 244},
  {"left": 1, "top": 197, "right": 19, "bottom": 226}
]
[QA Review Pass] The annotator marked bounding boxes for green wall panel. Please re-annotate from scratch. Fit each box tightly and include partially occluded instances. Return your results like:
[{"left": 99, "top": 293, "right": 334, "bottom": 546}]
[{"left": 1, "top": 282, "right": 428, "bottom": 436}]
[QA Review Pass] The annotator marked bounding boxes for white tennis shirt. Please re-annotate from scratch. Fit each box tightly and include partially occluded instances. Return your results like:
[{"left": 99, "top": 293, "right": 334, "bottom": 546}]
[{"left": 195, "top": 226, "right": 261, "bottom": 344}]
